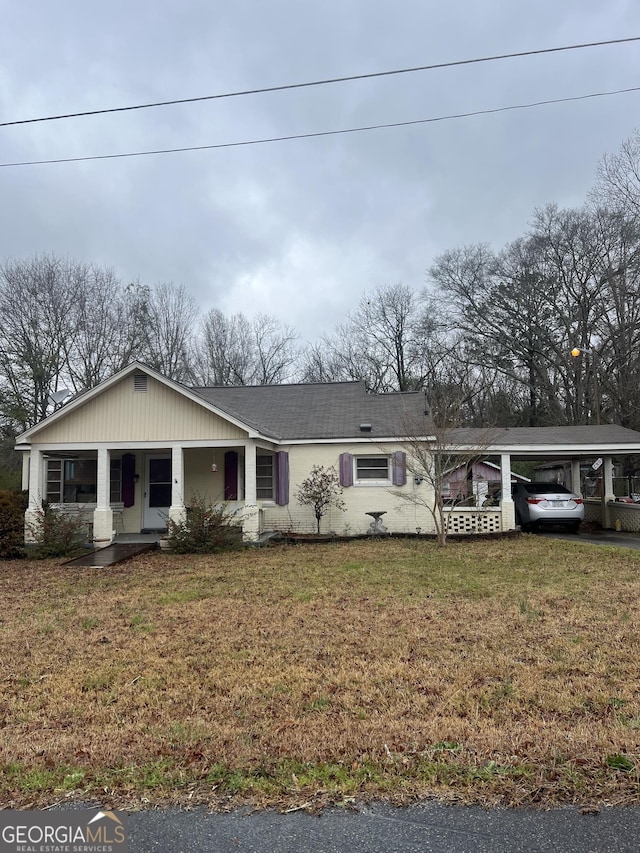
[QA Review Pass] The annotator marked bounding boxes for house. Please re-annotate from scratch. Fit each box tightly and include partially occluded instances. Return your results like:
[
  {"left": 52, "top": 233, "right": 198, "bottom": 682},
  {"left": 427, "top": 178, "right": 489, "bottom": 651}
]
[
  {"left": 15, "top": 363, "right": 640, "bottom": 542},
  {"left": 442, "top": 460, "right": 529, "bottom": 505},
  {"left": 15, "top": 362, "right": 436, "bottom": 543}
]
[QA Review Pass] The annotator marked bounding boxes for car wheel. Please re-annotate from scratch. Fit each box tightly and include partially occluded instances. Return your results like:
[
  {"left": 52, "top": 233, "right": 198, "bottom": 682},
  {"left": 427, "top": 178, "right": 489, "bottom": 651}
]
[{"left": 568, "top": 522, "right": 581, "bottom": 534}]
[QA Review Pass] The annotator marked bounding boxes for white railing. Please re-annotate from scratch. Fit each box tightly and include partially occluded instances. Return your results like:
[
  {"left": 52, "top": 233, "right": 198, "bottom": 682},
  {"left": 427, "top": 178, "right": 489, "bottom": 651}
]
[{"left": 443, "top": 507, "right": 502, "bottom": 535}]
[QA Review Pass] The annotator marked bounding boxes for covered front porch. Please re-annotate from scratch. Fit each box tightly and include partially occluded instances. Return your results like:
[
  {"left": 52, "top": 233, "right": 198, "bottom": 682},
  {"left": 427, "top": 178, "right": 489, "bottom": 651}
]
[{"left": 22, "top": 440, "right": 286, "bottom": 545}]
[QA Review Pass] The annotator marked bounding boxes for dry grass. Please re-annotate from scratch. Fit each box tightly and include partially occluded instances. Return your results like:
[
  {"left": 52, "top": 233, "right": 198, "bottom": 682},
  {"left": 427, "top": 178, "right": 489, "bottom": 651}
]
[{"left": 1, "top": 537, "right": 639, "bottom": 811}]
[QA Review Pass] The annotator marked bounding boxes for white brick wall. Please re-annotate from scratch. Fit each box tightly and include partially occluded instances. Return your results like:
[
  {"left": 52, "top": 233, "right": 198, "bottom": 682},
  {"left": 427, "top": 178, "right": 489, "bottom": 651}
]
[{"left": 261, "top": 443, "right": 435, "bottom": 535}]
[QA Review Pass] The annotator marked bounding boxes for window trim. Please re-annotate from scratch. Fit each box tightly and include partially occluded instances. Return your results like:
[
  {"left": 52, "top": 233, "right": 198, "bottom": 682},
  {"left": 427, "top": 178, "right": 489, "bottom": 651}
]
[
  {"left": 45, "top": 456, "right": 122, "bottom": 505},
  {"left": 353, "top": 455, "right": 391, "bottom": 486},
  {"left": 256, "top": 452, "right": 275, "bottom": 501}
]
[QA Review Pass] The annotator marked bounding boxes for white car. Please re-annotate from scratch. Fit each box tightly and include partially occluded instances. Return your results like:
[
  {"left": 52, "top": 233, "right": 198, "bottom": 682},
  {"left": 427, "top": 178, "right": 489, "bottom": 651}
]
[{"left": 513, "top": 482, "right": 584, "bottom": 533}]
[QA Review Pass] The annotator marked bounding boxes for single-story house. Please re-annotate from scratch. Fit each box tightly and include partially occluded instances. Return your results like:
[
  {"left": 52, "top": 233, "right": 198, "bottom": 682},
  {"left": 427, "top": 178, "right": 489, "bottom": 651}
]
[
  {"left": 15, "top": 362, "right": 436, "bottom": 543},
  {"left": 15, "top": 363, "right": 640, "bottom": 541}
]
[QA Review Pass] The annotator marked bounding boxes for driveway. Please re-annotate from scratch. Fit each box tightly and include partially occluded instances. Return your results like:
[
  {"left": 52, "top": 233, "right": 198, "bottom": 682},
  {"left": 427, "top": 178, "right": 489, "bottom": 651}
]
[{"left": 537, "top": 528, "right": 640, "bottom": 549}]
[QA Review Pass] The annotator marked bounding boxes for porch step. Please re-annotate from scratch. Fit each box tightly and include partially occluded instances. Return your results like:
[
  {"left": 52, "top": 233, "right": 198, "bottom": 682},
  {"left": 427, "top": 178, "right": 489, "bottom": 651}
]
[{"left": 65, "top": 542, "right": 158, "bottom": 568}]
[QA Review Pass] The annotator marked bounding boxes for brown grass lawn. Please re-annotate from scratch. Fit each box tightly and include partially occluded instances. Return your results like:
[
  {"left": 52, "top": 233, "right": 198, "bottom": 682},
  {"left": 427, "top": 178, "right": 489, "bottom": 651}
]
[{"left": 1, "top": 537, "right": 639, "bottom": 811}]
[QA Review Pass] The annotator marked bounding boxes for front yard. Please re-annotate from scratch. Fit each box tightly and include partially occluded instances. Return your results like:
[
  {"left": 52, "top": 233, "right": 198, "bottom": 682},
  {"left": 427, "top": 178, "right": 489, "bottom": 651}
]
[{"left": 1, "top": 537, "right": 639, "bottom": 811}]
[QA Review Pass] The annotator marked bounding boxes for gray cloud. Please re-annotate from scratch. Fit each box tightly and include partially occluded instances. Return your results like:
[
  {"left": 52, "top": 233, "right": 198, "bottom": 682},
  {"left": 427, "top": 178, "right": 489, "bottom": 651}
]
[{"left": 1, "top": 1, "right": 638, "bottom": 340}]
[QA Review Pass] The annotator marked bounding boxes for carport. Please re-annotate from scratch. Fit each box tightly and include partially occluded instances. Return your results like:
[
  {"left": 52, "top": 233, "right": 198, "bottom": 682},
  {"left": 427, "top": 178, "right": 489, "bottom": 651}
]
[{"left": 445, "top": 424, "right": 640, "bottom": 532}]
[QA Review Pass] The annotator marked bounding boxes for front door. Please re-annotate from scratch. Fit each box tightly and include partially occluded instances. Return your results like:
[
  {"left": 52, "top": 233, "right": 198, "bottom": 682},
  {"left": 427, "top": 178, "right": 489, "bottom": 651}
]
[{"left": 144, "top": 455, "right": 171, "bottom": 530}]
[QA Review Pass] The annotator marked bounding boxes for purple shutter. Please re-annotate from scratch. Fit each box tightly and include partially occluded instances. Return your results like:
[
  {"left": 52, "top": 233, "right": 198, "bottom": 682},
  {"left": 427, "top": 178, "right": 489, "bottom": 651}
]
[
  {"left": 121, "top": 453, "right": 136, "bottom": 508},
  {"left": 224, "top": 451, "right": 238, "bottom": 500},
  {"left": 392, "top": 451, "right": 407, "bottom": 486},
  {"left": 275, "top": 451, "right": 289, "bottom": 505},
  {"left": 339, "top": 452, "right": 353, "bottom": 487}
]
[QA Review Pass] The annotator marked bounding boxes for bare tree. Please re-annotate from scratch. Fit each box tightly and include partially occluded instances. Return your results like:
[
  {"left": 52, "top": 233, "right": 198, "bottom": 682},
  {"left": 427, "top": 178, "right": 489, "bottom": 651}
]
[
  {"left": 393, "top": 404, "right": 495, "bottom": 546},
  {"left": 593, "top": 130, "right": 640, "bottom": 217},
  {"left": 193, "top": 310, "right": 299, "bottom": 385},
  {"left": 0, "top": 255, "right": 79, "bottom": 429},
  {"left": 141, "top": 282, "right": 199, "bottom": 381},
  {"left": 301, "top": 283, "right": 445, "bottom": 393}
]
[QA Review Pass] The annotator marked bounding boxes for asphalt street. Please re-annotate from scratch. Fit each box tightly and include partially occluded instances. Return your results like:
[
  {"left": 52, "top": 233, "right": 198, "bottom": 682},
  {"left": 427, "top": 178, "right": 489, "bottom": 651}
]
[{"left": 125, "top": 801, "right": 640, "bottom": 852}]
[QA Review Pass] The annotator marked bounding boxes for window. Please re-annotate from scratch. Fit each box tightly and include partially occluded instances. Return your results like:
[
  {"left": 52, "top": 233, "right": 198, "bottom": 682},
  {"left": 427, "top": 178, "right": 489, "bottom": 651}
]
[
  {"left": 46, "top": 457, "right": 122, "bottom": 504},
  {"left": 355, "top": 456, "right": 390, "bottom": 483},
  {"left": 256, "top": 453, "right": 274, "bottom": 499}
]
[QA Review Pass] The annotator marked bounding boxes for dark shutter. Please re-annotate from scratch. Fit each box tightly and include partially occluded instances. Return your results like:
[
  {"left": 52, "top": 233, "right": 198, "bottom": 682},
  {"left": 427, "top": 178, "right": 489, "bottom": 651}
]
[
  {"left": 121, "top": 453, "right": 136, "bottom": 508},
  {"left": 275, "top": 451, "right": 289, "bottom": 505},
  {"left": 392, "top": 451, "right": 407, "bottom": 486},
  {"left": 224, "top": 451, "right": 238, "bottom": 500},
  {"left": 339, "top": 452, "right": 353, "bottom": 487}
]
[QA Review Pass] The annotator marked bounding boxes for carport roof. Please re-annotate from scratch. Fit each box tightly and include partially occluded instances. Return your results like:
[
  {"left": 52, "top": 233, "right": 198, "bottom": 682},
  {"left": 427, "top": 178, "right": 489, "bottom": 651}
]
[{"left": 446, "top": 425, "right": 640, "bottom": 457}]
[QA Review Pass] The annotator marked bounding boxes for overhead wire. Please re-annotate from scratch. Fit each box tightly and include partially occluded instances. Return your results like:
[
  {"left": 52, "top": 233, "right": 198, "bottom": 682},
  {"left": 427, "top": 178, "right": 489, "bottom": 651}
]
[
  {"left": 0, "top": 85, "right": 638, "bottom": 168},
  {"left": 0, "top": 35, "right": 638, "bottom": 128}
]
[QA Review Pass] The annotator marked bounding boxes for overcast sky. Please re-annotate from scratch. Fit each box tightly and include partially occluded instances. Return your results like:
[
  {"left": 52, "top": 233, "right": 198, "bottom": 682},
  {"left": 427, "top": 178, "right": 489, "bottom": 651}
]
[{"left": 1, "top": 1, "right": 638, "bottom": 341}]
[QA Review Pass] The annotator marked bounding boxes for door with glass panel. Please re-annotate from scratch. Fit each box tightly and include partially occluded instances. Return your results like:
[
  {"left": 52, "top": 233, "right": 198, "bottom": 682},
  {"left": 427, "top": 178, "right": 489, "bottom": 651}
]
[{"left": 143, "top": 455, "right": 171, "bottom": 530}]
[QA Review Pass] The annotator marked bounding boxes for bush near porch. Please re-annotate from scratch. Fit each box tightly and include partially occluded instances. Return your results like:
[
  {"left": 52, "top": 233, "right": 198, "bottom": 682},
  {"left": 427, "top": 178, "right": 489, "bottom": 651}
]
[{"left": 0, "top": 537, "right": 639, "bottom": 811}]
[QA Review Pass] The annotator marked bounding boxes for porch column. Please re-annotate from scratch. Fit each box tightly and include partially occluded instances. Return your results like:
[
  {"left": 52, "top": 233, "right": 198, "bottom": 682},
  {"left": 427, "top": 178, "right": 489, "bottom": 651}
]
[
  {"left": 602, "top": 455, "right": 615, "bottom": 529},
  {"left": 242, "top": 441, "right": 260, "bottom": 542},
  {"left": 24, "top": 448, "right": 43, "bottom": 543},
  {"left": 93, "top": 447, "right": 113, "bottom": 544},
  {"left": 169, "top": 444, "right": 187, "bottom": 526},
  {"left": 499, "top": 453, "right": 516, "bottom": 530},
  {"left": 570, "top": 459, "right": 582, "bottom": 497}
]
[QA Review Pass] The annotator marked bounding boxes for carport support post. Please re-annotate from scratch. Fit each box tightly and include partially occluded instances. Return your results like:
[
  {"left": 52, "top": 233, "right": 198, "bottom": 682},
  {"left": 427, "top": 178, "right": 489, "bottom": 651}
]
[
  {"left": 602, "top": 456, "right": 615, "bottom": 529},
  {"left": 499, "top": 453, "right": 516, "bottom": 530},
  {"left": 168, "top": 444, "right": 186, "bottom": 527},
  {"left": 93, "top": 447, "right": 114, "bottom": 545},
  {"left": 571, "top": 459, "right": 582, "bottom": 497}
]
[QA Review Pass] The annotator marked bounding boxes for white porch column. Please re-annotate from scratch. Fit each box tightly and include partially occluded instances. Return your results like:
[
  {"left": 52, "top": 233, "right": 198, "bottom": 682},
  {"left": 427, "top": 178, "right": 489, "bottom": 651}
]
[
  {"left": 570, "top": 459, "right": 582, "bottom": 497},
  {"left": 169, "top": 444, "right": 187, "bottom": 527},
  {"left": 93, "top": 447, "right": 113, "bottom": 544},
  {"left": 499, "top": 452, "right": 516, "bottom": 530},
  {"left": 242, "top": 441, "right": 260, "bottom": 542},
  {"left": 602, "top": 455, "right": 615, "bottom": 529},
  {"left": 24, "top": 448, "right": 43, "bottom": 543}
]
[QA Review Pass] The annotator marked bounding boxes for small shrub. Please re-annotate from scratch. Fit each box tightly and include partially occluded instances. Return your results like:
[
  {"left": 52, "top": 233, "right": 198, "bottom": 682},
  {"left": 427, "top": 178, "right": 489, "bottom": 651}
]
[
  {"left": 167, "top": 495, "right": 243, "bottom": 553},
  {"left": 296, "top": 465, "right": 346, "bottom": 534},
  {"left": 27, "top": 504, "right": 87, "bottom": 559},
  {"left": 0, "top": 490, "right": 28, "bottom": 559}
]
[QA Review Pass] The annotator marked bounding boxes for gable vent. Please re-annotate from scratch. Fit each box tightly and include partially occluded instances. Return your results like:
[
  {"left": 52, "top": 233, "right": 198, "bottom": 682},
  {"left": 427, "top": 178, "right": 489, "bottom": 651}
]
[{"left": 133, "top": 373, "right": 148, "bottom": 392}]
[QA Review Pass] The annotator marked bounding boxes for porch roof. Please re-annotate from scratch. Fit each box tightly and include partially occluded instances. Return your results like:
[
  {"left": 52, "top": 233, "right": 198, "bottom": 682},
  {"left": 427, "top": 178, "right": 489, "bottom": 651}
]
[{"left": 445, "top": 425, "right": 640, "bottom": 458}]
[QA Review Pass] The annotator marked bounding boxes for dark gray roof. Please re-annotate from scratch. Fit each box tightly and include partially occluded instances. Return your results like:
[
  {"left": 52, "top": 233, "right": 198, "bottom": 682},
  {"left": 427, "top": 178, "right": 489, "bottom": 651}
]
[
  {"left": 447, "top": 424, "right": 640, "bottom": 450},
  {"left": 191, "top": 381, "right": 433, "bottom": 441}
]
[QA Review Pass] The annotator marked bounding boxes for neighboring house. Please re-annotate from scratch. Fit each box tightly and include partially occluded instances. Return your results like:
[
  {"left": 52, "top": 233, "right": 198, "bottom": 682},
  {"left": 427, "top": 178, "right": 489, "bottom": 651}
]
[
  {"left": 15, "top": 363, "right": 640, "bottom": 542},
  {"left": 442, "top": 460, "right": 529, "bottom": 505},
  {"left": 15, "top": 362, "right": 435, "bottom": 543}
]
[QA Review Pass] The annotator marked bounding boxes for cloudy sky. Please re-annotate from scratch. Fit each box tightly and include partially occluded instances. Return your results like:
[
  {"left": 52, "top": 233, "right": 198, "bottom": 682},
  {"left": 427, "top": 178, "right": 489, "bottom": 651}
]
[{"left": 1, "top": 1, "right": 638, "bottom": 341}]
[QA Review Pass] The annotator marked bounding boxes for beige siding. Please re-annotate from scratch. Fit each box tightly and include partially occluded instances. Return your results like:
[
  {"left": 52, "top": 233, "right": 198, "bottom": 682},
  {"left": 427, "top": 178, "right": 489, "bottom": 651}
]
[
  {"left": 33, "top": 375, "right": 248, "bottom": 443},
  {"left": 184, "top": 448, "right": 229, "bottom": 504},
  {"left": 261, "top": 443, "right": 435, "bottom": 535}
]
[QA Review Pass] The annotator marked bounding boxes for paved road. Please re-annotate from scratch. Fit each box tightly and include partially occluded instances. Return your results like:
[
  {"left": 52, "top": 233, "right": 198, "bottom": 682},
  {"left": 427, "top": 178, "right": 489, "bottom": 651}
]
[{"left": 126, "top": 802, "right": 640, "bottom": 852}]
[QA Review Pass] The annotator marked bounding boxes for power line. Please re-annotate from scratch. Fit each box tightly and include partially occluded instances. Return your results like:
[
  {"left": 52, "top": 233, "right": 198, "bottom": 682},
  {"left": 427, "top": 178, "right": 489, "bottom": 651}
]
[
  {"left": 1, "top": 36, "right": 638, "bottom": 129},
  {"left": 1, "top": 85, "right": 637, "bottom": 169}
]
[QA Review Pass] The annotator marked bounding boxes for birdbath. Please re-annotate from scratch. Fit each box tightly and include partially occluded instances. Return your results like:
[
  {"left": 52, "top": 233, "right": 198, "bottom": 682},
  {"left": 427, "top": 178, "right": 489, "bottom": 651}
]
[{"left": 366, "top": 511, "right": 387, "bottom": 535}]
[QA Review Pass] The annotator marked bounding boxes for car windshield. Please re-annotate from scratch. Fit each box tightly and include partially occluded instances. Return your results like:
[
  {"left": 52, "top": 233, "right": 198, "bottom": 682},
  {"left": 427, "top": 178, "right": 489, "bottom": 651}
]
[{"left": 524, "top": 483, "right": 572, "bottom": 495}]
